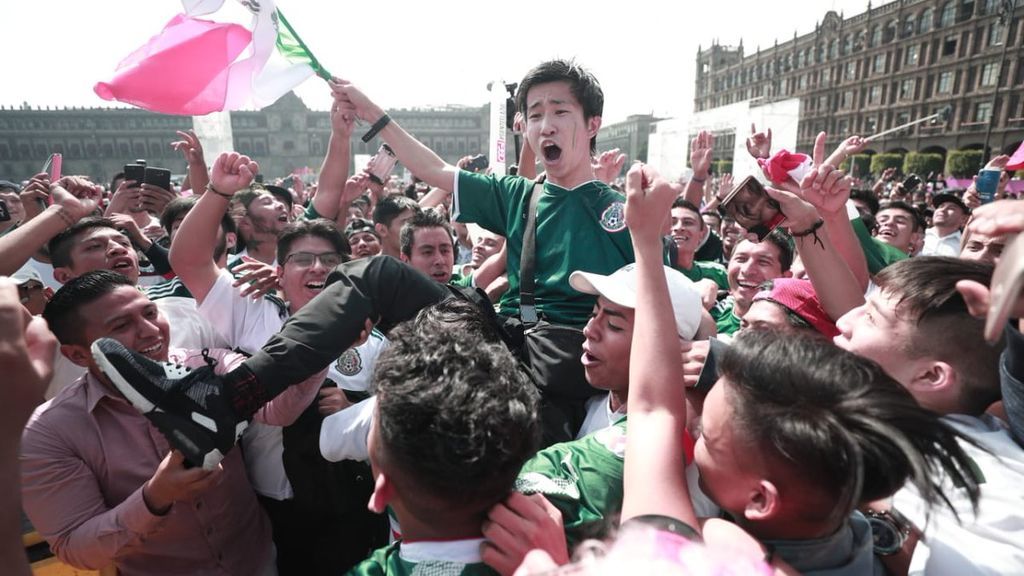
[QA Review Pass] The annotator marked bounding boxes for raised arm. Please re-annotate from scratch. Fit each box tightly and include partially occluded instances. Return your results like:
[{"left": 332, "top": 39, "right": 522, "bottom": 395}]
[
  {"left": 620, "top": 163, "right": 697, "bottom": 528},
  {"left": 802, "top": 133, "right": 870, "bottom": 291},
  {"left": 684, "top": 131, "right": 713, "bottom": 207},
  {"left": 171, "top": 130, "right": 209, "bottom": 195},
  {"left": 0, "top": 178, "right": 96, "bottom": 276},
  {"left": 311, "top": 89, "right": 354, "bottom": 221},
  {"left": 169, "top": 153, "right": 259, "bottom": 303},
  {"left": 332, "top": 80, "right": 458, "bottom": 192}
]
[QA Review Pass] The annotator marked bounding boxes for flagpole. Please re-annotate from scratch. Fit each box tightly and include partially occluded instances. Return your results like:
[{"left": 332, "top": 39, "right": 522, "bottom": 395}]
[{"left": 276, "top": 9, "right": 332, "bottom": 80}]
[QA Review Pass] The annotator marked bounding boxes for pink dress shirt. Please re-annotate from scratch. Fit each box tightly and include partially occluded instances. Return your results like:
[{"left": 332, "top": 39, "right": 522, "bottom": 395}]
[{"left": 20, "top": 348, "right": 324, "bottom": 575}]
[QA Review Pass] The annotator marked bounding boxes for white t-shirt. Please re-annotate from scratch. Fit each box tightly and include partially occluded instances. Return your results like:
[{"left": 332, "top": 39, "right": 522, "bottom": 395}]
[
  {"left": 576, "top": 393, "right": 626, "bottom": 439},
  {"left": 199, "top": 270, "right": 388, "bottom": 499},
  {"left": 921, "top": 228, "right": 962, "bottom": 257},
  {"left": 894, "top": 414, "right": 1024, "bottom": 575},
  {"left": 320, "top": 396, "right": 376, "bottom": 463}
]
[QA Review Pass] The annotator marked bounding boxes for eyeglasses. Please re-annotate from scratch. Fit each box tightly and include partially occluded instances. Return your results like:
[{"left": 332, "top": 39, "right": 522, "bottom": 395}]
[{"left": 284, "top": 251, "right": 343, "bottom": 268}]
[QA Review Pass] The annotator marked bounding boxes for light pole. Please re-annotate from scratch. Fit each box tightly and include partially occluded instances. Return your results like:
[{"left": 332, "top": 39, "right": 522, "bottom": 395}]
[{"left": 982, "top": 0, "right": 1017, "bottom": 163}]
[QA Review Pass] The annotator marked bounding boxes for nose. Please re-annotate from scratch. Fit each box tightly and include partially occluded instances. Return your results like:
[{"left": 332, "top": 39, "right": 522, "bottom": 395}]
[
  {"left": 107, "top": 239, "right": 129, "bottom": 257},
  {"left": 539, "top": 113, "right": 555, "bottom": 136},
  {"left": 835, "top": 305, "right": 860, "bottom": 337},
  {"left": 582, "top": 316, "right": 599, "bottom": 341}
]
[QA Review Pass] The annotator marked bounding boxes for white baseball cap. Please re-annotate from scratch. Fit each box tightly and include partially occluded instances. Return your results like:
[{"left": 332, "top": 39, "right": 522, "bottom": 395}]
[{"left": 569, "top": 264, "right": 702, "bottom": 339}]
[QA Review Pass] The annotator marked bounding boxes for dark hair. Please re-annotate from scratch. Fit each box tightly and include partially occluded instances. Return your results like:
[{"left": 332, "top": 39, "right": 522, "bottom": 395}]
[
  {"left": 515, "top": 59, "right": 604, "bottom": 154},
  {"left": 671, "top": 197, "right": 705, "bottom": 228},
  {"left": 739, "top": 228, "right": 794, "bottom": 272},
  {"left": 400, "top": 209, "right": 453, "bottom": 258},
  {"left": 849, "top": 189, "right": 880, "bottom": 215},
  {"left": 371, "top": 194, "right": 420, "bottom": 228},
  {"left": 109, "top": 172, "right": 125, "bottom": 194},
  {"left": 720, "top": 330, "right": 980, "bottom": 527},
  {"left": 372, "top": 308, "right": 540, "bottom": 519},
  {"left": 411, "top": 297, "right": 504, "bottom": 345},
  {"left": 48, "top": 217, "right": 122, "bottom": 269},
  {"left": 159, "top": 196, "right": 237, "bottom": 238},
  {"left": 43, "top": 270, "right": 135, "bottom": 346},
  {"left": 874, "top": 257, "right": 1001, "bottom": 413},
  {"left": 878, "top": 200, "right": 923, "bottom": 232},
  {"left": 277, "top": 218, "right": 350, "bottom": 262}
]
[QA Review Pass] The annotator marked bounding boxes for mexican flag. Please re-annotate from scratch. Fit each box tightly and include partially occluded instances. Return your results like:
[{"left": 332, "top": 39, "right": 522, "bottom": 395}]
[{"left": 94, "top": 0, "right": 330, "bottom": 115}]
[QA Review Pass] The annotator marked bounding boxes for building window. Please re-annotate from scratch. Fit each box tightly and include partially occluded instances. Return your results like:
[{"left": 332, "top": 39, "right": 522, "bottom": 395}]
[
  {"left": 822, "top": 67, "right": 832, "bottom": 83},
  {"left": 829, "top": 40, "right": 838, "bottom": 58},
  {"left": 845, "top": 61, "right": 857, "bottom": 80},
  {"left": 871, "top": 26, "right": 883, "bottom": 46},
  {"left": 905, "top": 44, "right": 920, "bottom": 65},
  {"left": 869, "top": 85, "right": 883, "bottom": 105},
  {"left": 940, "top": 1, "right": 957, "bottom": 26},
  {"left": 837, "top": 119, "right": 850, "bottom": 134},
  {"left": 865, "top": 117, "right": 878, "bottom": 133},
  {"left": 976, "top": 101, "right": 993, "bottom": 123},
  {"left": 899, "top": 79, "right": 917, "bottom": 100},
  {"left": 920, "top": 8, "right": 934, "bottom": 33},
  {"left": 873, "top": 53, "right": 887, "bottom": 74},
  {"left": 989, "top": 21, "right": 1004, "bottom": 46},
  {"left": 937, "top": 71, "right": 955, "bottom": 93},
  {"left": 841, "top": 91, "right": 854, "bottom": 109},
  {"left": 981, "top": 62, "right": 1000, "bottom": 86},
  {"left": 942, "top": 35, "right": 958, "bottom": 56}
]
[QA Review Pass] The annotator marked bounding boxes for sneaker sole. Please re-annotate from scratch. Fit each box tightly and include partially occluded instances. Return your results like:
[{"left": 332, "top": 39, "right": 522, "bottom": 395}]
[{"left": 90, "top": 341, "right": 246, "bottom": 470}]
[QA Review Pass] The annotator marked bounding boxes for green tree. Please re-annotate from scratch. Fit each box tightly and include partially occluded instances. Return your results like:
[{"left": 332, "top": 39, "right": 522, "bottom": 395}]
[
  {"left": 870, "top": 153, "right": 904, "bottom": 176},
  {"left": 945, "top": 150, "right": 985, "bottom": 178},
  {"left": 903, "top": 152, "right": 945, "bottom": 177}
]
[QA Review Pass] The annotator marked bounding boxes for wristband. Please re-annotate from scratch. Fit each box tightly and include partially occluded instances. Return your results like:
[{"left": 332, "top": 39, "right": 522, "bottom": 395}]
[
  {"left": 54, "top": 205, "right": 76, "bottom": 229},
  {"left": 361, "top": 113, "right": 391, "bottom": 143},
  {"left": 791, "top": 218, "right": 825, "bottom": 249},
  {"left": 206, "top": 184, "right": 233, "bottom": 200},
  {"left": 691, "top": 175, "right": 707, "bottom": 184}
]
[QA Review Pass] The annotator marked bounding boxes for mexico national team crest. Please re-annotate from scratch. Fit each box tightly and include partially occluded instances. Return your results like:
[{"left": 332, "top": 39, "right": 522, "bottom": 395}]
[
  {"left": 600, "top": 202, "right": 626, "bottom": 232},
  {"left": 336, "top": 348, "right": 363, "bottom": 376}
]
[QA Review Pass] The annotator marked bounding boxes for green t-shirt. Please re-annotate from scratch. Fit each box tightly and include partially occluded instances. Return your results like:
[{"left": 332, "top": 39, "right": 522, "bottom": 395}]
[
  {"left": 449, "top": 271, "right": 474, "bottom": 289},
  {"left": 711, "top": 295, "right": 742, "bottom": 335},
  {"left": 454, "top": 171, "right": 635, "bottom": 327},
  {"left": 851, "top": 216, "right": 908, "bottom": 275},
  {"left": 345, "top": 542, "right": 497, "bottom": 576},
  {"left": 674, "top": 260, "right": 729, "bottom": 291},
  {"left": 515, "top": 420, "right": 627, "bottom": 546}
]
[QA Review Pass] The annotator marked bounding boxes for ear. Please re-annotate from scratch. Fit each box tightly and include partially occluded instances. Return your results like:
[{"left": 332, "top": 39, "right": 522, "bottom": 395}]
[
  {"left": 61, "top": 343, "right": 92, "bottom": 368},
  {"left": 225, "top": 232, "right": 237, "bottom": 251},
  {"left": 907, "top": 359, "right": 956, "bottom": 396},
  {"left": 399, "top": 252, "right": 410, "bottom": 263},
  {"left": 587, "top": 116, "right": 602, "bottom": 138},
  {"left": 367, "top": 471, "right": 395, "bottom": 514},
  {"left": 374, "top": 223, "right": 388, "bottom": 238},
  {"left": 743, "top": 479, "right": 780, "bottom": 523},
  {"left": 782, "top": 270, "right": 793, "bottom": 279},
  {"left": 53, "top": 267, "right": 75, "bottom": 285}
]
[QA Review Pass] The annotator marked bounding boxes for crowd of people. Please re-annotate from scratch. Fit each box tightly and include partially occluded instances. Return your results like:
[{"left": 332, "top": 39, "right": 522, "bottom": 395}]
[{"left": 2, "top": 58, "right": 1023, "bottom": 576}]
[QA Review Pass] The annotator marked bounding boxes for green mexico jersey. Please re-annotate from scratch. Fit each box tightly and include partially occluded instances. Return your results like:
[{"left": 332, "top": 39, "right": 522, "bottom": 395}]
[
  {"left": 346, "top": 542, "right": 496, "bottom": 576},
  {"left": 675, "top": 260, "right": 729, "bottom": 291},
  {"left": 851, "top": 214, "right": 908, "bottom": 275},
  {"left": 454, "top": 171, "right": 635, "bottom": 327},
  {"left": 711, "top": 295, "right": 742, "bottom": 335},
  {"left": 515, "top": 420, "right": 627, "bottom": 546}
]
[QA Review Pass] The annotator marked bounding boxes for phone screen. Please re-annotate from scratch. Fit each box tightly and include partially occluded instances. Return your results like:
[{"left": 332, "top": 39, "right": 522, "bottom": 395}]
[{"left": 719, "top": 176, "right": 786, "bottom": 241}]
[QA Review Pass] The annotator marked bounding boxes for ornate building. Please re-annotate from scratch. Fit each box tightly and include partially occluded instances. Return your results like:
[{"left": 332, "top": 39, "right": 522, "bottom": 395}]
[
  {"left": 695, "top": 0, "right": 1024, "bottom": 161},
  {"left": 0, "top": 92, "right": 489, "bottom": 184}
]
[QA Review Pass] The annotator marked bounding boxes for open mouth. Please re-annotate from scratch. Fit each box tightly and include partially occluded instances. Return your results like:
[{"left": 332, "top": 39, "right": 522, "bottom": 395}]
[
  {"left": 542, "top": 142, "right": 562, "bottom": 162},
  {"left": 305, "top": 281, "right": 325, "bottom": 290},
  {"left": 277, "top": 214, "right": 289, "bottom": 223},
  {"left": 139, "top": 342, "right": 163, "bottom": 357},
  {"left": 111, "top": 259, "right": 135, "bottom": 273},
  {"left": 737, "top": 280, "right": 760, "bottom": 291},
  {"left": 581, "top": 346, "right": 600, "bottom": 366}
]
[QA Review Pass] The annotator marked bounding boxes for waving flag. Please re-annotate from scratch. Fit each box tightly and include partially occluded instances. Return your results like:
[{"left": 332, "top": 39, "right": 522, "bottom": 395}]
[{"left": 94, "top": 0, "right": 330, "bottom": 115}]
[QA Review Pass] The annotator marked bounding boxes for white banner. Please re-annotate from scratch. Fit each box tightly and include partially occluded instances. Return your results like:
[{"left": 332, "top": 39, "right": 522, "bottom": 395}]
[
  {"left": 191, "top": 111, "right": 235, "bottom": 167},
  {"left": 488, "top": 80, "right": 507, "bottom": 177}
]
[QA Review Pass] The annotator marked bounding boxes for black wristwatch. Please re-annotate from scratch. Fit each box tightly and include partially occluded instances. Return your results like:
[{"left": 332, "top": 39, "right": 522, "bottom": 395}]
[{"left": 865, "top": 508, "right": 912, "bottom": 556}]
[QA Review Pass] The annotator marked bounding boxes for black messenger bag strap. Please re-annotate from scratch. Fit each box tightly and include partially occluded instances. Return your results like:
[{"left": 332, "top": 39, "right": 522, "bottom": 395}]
[{"left": 519, "top": 175, "right": 545, "bottom": 324}]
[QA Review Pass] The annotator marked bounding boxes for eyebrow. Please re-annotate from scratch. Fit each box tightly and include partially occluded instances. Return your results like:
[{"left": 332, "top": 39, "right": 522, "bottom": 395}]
[
  {"left": 596, "top": 302, "right": 628, "bottom": 320},
  {"left": 527, "top": 97, "right": 567, "bottom": 110}
]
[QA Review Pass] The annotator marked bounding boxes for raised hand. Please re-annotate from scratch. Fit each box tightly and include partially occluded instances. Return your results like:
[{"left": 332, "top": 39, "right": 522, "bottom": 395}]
[
  {"left": 624, "top": 163, "right": 676, "bottom": 243},
  {"left": 481, "top": 492, "right": 569, "bottom": 576},
  {"left": 592, "top": 148, "right": 626, "bottom": 184},
  {"left": 104, "top": 178, "right": 142, "bottom": 216},
  {"left": 209, "top": 152, "right": 259, "bottom": 196},
  {"left": 342, "top": 172, "right": 372, "bottom": 205},
  {"left": 690, "top": 130, "right": 714, "bottom": 178},
  {"left": 799, "top": 132, "right": 852, "bottom": 216},
  {"left": 57, "top": 176, "right": 104, "bottom": 207},
  {"left": 746, "top": 123, "right": 772, "bottom": 159},
  {"left": 171, "top": 129, "right": 205, "bottom": 167},
  {"left": 0, "top": 278, "right": 57, "bottom": 439},
  {"left": 50, "top": 179, "right": 98, "bottom": 221},
  {"left": 329, "top": 90, "right": 355, "bottom": 137},
  {"left": 140, "top": 183, "right": 177, "bottom": 215},
  {"left": 765, "top": 186, "right": 820, "bottom": 234},
  {"left": 329, "top": 78, "right": 378, "bottom": 124},
  {"left": 20, "top": 172, "right": 51, "bottom": 220}
]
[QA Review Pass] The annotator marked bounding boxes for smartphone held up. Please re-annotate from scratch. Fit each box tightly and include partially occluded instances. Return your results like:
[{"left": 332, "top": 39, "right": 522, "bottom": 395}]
[{"left": 719, "top": 176, "right": 786, "bottom": 241}]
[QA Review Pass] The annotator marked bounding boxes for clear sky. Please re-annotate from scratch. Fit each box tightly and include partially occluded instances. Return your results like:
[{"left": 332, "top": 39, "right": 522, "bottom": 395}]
[{"left": 1, "top": 0, "right": 871, "bottom": 123}]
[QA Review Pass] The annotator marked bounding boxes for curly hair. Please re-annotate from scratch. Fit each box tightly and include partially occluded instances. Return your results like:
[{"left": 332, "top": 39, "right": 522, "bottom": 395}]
[
  {"left": 372, "top": 306, "right": 540, "bottom": 516},
  {"left": 720, "top": 330, "right": 980, "bottom": 527}
]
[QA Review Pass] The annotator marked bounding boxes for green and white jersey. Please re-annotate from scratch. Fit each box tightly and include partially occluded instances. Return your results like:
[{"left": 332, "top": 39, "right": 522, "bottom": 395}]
[
  {"left": 515, "top": 420, "right": 627, "bottom": 546},
  {"left": 711, "top": 295, "right": 742, "bottom": 336},
  {"left": 453, "top": 171, "right": 635, "bottom": 327},
  {"left": 674, "top": 260, "right": 729, "bottom": 291},
  {"left": 346, "top": 540, "right": 496, "bottom": 576}
]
